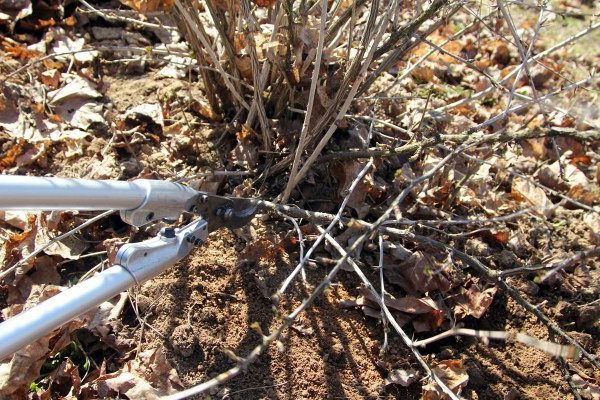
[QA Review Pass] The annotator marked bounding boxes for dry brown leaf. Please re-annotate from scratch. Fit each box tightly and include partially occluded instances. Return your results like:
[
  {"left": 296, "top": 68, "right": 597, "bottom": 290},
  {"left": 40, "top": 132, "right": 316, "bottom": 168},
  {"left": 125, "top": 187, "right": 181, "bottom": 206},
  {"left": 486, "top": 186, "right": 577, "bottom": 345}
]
[
  {"left": 0, "top": 284, "right": 104, "bottom": 397},
  {"left": 385, "top": 368, "right": 420, "bottom": 387},
  {"left": 568, "top": 184, "right": 596, "bottom": 206},
  {"left": 492, "top": 44, "right": 510, "bottom": 65},
  {"left": 571, "top": 374, "right": 600, "bottom": 400},
  {"left": 538, "top": 161, "right": 589, "bottom": 192},
  {"left": 520, "top": 138, "right": 548, "bottom": 160},
  {"left": 491, "top": 230, "right": 509, "bottom": 244},
  {"left": 511, "top": 176, "right": 553, "bottom": 217},
  {"left": 386, "top": 296, "right": 438, "bottom": 314},
  {"left": 384, "top": 251, "right": 451, "bottom": 295},
  {"left": 48, "top": 76, "right": 102, "bottom": 105},
  {"left": 240, "top": 238, "right": 285, "bottom": 264},
  {"left": 570, "top": 154, "right": 591, "bottom": 166},
  {"left": 453, "top": 282, "right": 497, "bottom": 320},
  {"left": 230, "top": 126, "right": 259, "bottom": 169},
  {"left": 234, "top": 56, "right": 253, "bottom": 82},
  {"left": 421, "top": 359, "right": 469, "bottom": 400},
  {"left": 119, "top": 0, "right": 175, "bottom": 12},
  {"left": 33, "top": 213, "right": 89, "bottom": 260},
  {"left": 190, "top": 98, "right": 221, "bottom": 122},
  {"left": 51, "top": 32, "right": 97, "bottom": 63},
  {"left": 131, "top": 348, "right": 184, "bottom": 391},
  {"left": 412, "top": 309, "right": 445, "bottom": 332},
  {"left": 0, "top": 214, "right": 38, "bottom": 282},
  {"left": 576, "top": 303, "right": 600, "bottom": 330},
  {"left": 94, "top": 371, "right": 161, "bottom": 399},
  {"left": 0, "top": 211, "right": 30, "bottom": 230},
  {"left": 2, "top": 41, "right": 42, "bottom": 60},
  {"left": 40, "top": 69, "right": 60, "bottom": 89},
  {"left": 36, "top": 359, "right": 82, "bottom": 398},
  {"left": 411, "top": 66, "right": 435, "bottom": 83},
  {"left": 0, "top": 139, "right": 27, "bottom": 172},
  {"left": 124, "top": 103, "right": 165, "bottom": 132},
  {"left": 357, "top": 287, "right": 439, "bottom": 314},
  {"left": 331, "top": 160, "right": 376, "bottom": 218}
]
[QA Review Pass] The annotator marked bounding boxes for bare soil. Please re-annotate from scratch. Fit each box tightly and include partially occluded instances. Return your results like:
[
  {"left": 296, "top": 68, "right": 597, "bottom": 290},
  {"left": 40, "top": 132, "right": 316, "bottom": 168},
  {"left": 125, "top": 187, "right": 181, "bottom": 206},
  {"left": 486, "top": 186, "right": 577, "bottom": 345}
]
[{"left": 1, "top": 1, "right": 599, "bottom": 399}]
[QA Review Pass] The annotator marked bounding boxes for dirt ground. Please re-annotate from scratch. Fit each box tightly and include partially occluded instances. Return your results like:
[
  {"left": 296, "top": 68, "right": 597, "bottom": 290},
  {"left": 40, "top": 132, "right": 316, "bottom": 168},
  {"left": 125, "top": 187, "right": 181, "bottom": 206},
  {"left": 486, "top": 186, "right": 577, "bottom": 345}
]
[{"left": 77, "top": 73, "right": 600, "bottom": 398}]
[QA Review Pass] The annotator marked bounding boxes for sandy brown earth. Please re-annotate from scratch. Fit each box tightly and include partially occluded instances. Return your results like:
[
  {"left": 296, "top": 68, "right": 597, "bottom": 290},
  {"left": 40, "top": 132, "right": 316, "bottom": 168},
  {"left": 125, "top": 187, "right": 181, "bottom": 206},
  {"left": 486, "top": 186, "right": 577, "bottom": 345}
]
[{"left": 1, "top": 1, "right": 600, "bottom": 399}]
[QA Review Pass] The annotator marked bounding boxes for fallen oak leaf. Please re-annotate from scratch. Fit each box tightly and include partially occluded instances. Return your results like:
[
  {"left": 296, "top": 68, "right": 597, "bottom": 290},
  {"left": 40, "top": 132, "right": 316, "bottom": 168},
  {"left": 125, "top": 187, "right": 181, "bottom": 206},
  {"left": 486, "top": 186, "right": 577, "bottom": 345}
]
[
  {"left": 47, "top": 75, "right": 102, "bottom": 105},
  {"left": 452, "top": 281, "right": 497, "bottom": 320},
  {"left": 0, "top": 214, "right": 38, "bottom": 282},
  {"left": 584, "top": 213, "right": 600, "bottom": 245},
  {"left": 358, "top": 286, "right": 439, "bottom": 314},
  {"left": 567, "top": 184, "right": 596, "bottom": 207},
  {"left": 0, "top": 211, "right": 30, "bottom": 230},
  {"left": 230, "top": 125, "right": 260, "bottom": 169},
  {"left": 251, "top": 0, "right": 277, "bottom": 7},
  {"left": 412, "top": 309, "right": 445, "bottom": 332},
  {"left": 94, "top": 371, "right": 161, "bottom": 400},
  {"left": 331, "top": 160, "right": 376, "bottom": 218},
  {"left": 1, "top": 41, "right": 42, "bottom": 60},
  {"left": 36, "top": 358, "right": 82, "bottom": 398},
  {"left": 0, "top": 139, "right": 27, "bottom": 172},
  {"left": 421, "top": 359, "right": 468, "bottom": 400},
  {"left": 538, "top": 161, "right": 589, "bottom": 192}
]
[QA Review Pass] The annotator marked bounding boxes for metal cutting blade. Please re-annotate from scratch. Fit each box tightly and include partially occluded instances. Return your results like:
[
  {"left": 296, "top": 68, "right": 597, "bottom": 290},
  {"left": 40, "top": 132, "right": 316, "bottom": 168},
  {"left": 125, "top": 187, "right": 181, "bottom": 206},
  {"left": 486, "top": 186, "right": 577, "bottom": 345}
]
[{"left": 193, "top": 193, "right": 259, "bottom": 232}]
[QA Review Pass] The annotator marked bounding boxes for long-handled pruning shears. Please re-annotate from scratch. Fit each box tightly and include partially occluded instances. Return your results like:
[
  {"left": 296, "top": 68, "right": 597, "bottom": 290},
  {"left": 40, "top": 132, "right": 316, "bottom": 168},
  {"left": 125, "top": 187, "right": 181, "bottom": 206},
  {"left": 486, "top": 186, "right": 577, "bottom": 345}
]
[{"left": 0, "top": 175, "right": 260, "bottom": 359}]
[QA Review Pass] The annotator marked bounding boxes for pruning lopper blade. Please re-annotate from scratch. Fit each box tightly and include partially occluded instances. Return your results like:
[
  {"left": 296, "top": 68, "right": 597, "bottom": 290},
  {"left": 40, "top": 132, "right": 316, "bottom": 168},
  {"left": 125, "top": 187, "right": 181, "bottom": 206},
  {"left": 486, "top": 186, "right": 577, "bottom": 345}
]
[{"left": 193, "top": 193, "right": 259, "bottom": 232}]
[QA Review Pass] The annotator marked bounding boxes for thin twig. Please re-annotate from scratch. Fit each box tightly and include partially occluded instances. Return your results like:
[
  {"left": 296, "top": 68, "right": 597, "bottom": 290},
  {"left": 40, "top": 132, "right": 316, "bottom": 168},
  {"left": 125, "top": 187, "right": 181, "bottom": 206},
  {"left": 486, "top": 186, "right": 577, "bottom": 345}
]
[
  {"left": 174, "top": 0, "right": 250, "bottom": 110},
  {"left": 78, "top": 0, "right": 177, "bottom": 30},
  {"left": 319, "top": 227, "right": 460, "bottom": 400},
  {"left": 241, "top": 0, "right": 272, "bottom": 150},
  {"left": 278, "top": 160, "right": 373, "bottom": 294},
  {"left": 261, "top": 201, "right": 600, "bottom": 368},
  {"left": 433, "top": 21, "right": 600, "bottom": 114},
  {"left": 0, "top": 210, "right": 115, "bottom": 281},
  {"left": 540, "top": 247, "right": 600, "bottom": 283},
  {"left": 412, "top": 327, "right": 580, "bottom": 359}
]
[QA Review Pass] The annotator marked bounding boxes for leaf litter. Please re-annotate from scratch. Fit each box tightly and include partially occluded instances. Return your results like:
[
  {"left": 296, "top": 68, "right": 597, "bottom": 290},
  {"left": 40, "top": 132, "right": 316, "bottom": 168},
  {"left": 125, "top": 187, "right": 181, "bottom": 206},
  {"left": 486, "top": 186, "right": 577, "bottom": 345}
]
[{"left": 0, "top": 0, "right": 599, "bottom": 398}]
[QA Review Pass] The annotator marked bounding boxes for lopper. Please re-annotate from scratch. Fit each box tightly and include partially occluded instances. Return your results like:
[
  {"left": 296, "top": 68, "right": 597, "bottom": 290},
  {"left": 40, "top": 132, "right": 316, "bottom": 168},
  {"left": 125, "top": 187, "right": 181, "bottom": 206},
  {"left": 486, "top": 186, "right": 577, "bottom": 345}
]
[{"left": 0, "top": 175, "right": 259, "bottom": 360}]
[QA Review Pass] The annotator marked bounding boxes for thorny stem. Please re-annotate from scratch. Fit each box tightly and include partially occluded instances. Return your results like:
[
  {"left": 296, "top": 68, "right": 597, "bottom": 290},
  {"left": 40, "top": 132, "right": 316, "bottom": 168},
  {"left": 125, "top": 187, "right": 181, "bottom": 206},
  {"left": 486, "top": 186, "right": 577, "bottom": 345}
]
[
  {"left": 378, "top": 234, "right": 389, "bottom": 351},
  {"left": 78, "top": 0, "right": 177, "bottom": 31},
  {"left": 287, "top": 0, "right": 392, "bottom": 192},
  {"left": 411, "top": 328, "right": 579, "bottom": 359},
  {"left": 241, "top": 0, "right": 272, "bottom": 150},
  {"left": 256, "top": 201, "right": 600, "bottom": 368}
]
